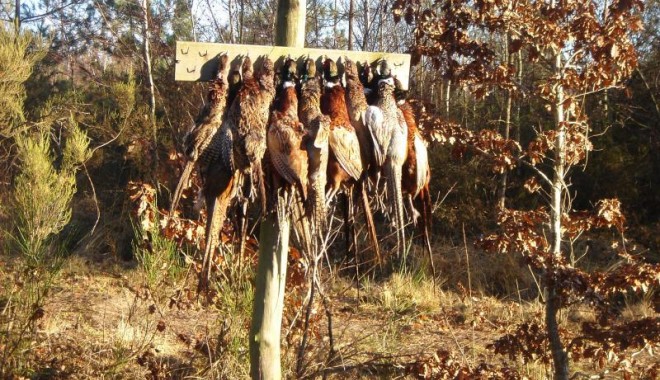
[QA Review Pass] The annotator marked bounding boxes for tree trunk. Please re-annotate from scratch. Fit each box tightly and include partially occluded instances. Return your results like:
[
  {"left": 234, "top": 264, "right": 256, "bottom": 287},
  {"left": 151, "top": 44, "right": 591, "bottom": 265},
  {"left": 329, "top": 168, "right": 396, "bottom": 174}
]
[
  {"left": 348, "top": 0, "right": 354, "bottom": 50},
  {"left": 362, "top": 0, "right": 369, "bottom": 50},
  {"left": 547, "top": 51, "right": 570, "bottom": 380},
  {"left": 378, "top": 2, "right": 383, "bottom": 51},
  {"left": 141, "top": 0, "right": 157, "bottom": 169},
  {"left": 14, "top": 0, "right": 20, "bottom": 33},
  {"left": 228, "top": 0, "right": 234, "bottom": 43},
  {"left": 249, "top": 212, "right": 291, "bottom": 380},
  {"left": 498, "top": 34, "right": 513, "bottom": 210},
  {"left": 239, "top": 0, "right": 245, "bottom": 43},
  {"left": 274, "top": 0, "right": 306, "bottom": 48},
  {"left": 515, "top": 50, "right": 522, "bottom": 144},
  {"left": 250, "top": 0, "right": 305, "bottom": 378},
  {"left": 445, "top": 79, "right": 451, "bottom": 116}
]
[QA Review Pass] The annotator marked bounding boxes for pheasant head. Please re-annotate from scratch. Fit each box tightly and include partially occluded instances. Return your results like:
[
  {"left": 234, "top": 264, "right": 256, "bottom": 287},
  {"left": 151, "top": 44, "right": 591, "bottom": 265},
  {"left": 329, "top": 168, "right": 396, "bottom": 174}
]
[
  {"left": 301, "top": 57, "right": 316, "bottom": 82},
  {"left": 241, "top": 56, "right": 253, "bottom": 80},
  {"left": 281, "top": 57, "right": 297, "bottom": 86},
  {"left": 215, "top": 53, "right": 229, "bottom": 80},
  {"left": 378, "top": 59, "right": 392, "bottom": 79},
  {"left": 257, "top": 56, "right": 275, "bottom": 91},
  {"left": 323, "top": 57, "right": 339, "bottom": 83},
  {"left": 393, "top": 76, "right": 408, "bottom": 103},
  {"left": 343, "top": 57, "right": 359, "bottom": 80},
  {"left": 377, "top": 75, "right": 396, "bottom": 97},
  {"left": 228, "top": 68, "right": 241, "bottom": 87},
  {"left": 359, "top": 61, "right": 373, "bottom": 87}
]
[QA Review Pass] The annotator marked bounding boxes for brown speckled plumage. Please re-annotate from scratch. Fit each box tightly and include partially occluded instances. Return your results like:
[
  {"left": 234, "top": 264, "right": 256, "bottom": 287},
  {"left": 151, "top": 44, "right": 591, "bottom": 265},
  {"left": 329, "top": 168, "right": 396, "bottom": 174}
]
[
  {"left": 268, "top": 64, "right": 308, "bottom": 202},
  {"left": 197, "top": 56, "right": 275, "bottom": 291},
  {"left": 299, "top": 58, "right": 330, "bottom": 234},
  {"left": 399, "top": 100, "right": 434, "bottom": 278},
  {"left": 171, "top": 53, "right": 231, "bottom": 214},
  {"left": 344, "top": 57, "right": 375, "bottom": 172},
  {"left": 364, "top": 73, "right": 408, "bottom": 258},
  {"left": 321, "top": 69, "right": 363, "bottom": 200}
]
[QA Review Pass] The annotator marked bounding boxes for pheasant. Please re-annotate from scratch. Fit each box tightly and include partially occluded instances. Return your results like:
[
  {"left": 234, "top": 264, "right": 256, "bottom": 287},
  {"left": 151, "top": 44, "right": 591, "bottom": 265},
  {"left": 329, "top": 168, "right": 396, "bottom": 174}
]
[
  {"left": 343, "top": 57, "right": 373, "bottom": 171},
  {"left": 268, "top": 58, "right": 308, "bottom": 202},
  {"left": 321, "top": 57, "right": 369, "bottom": 272},
  {"left": 299, "top": 58, "right": 330, "bottom": 235},
  {"left": 321, "top": 58, "right": 363, "bottom": 202},
  {"left": 343, "top": 57, "right": 382, "bottom": 263},
  {"left": 399, "top": 94, "right": 435, "bottom": 279},
  {"left": 360, "top": 62, "right": 377, "bottom": 105},
  {"left": 220, "top": 55, "right": 275, "bottom": 209},
  {"left": 267, "top": 57, "right": 313, "bottom": 256},
  {"left": 170, "top": 53, "right": 230, "bottom": 214},
  {"left": 197, "top": 55, "right": 275, "bottom": 290},
  {"left": 226, "top": 63, "right": 243, "bottom": 108},
  {"left": 364, "top": 60, "right": 409, "bottom": 258}
]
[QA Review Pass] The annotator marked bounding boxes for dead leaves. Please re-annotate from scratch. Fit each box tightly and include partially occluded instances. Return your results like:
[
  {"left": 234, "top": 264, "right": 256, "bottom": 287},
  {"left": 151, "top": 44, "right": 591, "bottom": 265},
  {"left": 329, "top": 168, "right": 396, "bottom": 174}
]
[{"left": 406, "top": 349, "right": 522, "bottom": 379}]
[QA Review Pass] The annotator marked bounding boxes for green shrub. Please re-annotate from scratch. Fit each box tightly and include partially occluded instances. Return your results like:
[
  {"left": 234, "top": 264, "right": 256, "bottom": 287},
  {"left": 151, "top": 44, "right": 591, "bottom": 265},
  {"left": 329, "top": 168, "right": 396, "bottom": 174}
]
[
  {"left": 10, "top": 118, "right": 89, "bottom": 264},
  {"left": 0, "top": 24, "right": 46, "bottom": 136}
]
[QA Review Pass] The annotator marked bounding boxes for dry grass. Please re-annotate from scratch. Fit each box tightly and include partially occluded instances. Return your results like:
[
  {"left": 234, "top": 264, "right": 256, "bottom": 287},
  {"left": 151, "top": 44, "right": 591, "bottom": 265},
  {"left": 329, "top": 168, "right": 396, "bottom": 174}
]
[{"left": 1, "top": 234, "right": 657, "bottom": 379}]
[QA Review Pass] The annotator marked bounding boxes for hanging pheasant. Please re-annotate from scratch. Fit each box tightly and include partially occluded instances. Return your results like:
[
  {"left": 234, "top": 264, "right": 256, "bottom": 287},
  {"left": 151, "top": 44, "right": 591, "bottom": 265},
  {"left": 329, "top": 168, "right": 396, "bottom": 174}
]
[
  {"left": 197, "top": 55, "right": 276, "bottom": 290},
  {"left": 364, "top": 60, "right": 409, "bottom": 258},
  {"left": 170, "top": 53, "right": 231, "bottom": 214},
  {"left": 321, "top": 57, "right": 382, "bottom": 267},
  {"left": 343, "top": 57, "right": 373, "bottom": 171},
  {"left": 360, "top": 61, "right": 377, "bottom": 105},
  {"left": 321, "top": 58, "right": 363, "bottom": 202},
  {"left": 343, "top": 56, "right": 382, "bottom": 264},
  {"left": 398, "top": 84, "right": 435, "bottom": 279},
  {"left": 299, "top": 57, "right": 330, "bottom": 235},
  {"left": 268, "top": 57, "right": 308, "bottom": 202},
  {"left": 267, "top": 57, "right": 313, "bottom": 255}
]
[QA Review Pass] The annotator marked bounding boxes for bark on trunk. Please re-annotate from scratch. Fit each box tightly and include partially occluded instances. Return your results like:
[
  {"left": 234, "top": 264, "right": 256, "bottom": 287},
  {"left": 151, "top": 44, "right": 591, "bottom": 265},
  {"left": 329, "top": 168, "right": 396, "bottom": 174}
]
[
  {"left": 497, "top": 34, "right": 513, "bottom": 210},
  {"left": 250, "top": 0, "right": 305, "bottom": 378},
  {"left": 445, "top": 79, "right": 451, "bottom": 116},
  {"left": 250, "top": 212, "right": 291, "bottom": 380},
  {"left": 14, "top": 0, "right": 20, "bottom": 32},
  {"left": 275, "top": 0, "right": 306, "bottom": 48},
  {"left": 362, "top": 0, "right": 369, "bottom": 50},
  {"left": 348, "top": 0, "right": 354, "bottom": 50},
  {"left": 239, "top": 0, "right": 245, "bottom": 43},
  {"left": 547, "top": 51, "right": 570, "bottom": 380},
  {"left": 141, "top": 0, "right": 157, "bottom": 169}
]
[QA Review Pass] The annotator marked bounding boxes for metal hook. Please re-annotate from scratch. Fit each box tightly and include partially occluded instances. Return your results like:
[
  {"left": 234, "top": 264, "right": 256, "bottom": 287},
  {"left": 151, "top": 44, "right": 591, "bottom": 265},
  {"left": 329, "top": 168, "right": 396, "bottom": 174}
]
[
  {"left": 187, "top": 66, "right": 197, "bottom": 73},
  {"left": 181, "top": 46, "right": 189, "bottom": 55},
  {"left": 199, "top": 50, "right": 208, "bottom": 57}
]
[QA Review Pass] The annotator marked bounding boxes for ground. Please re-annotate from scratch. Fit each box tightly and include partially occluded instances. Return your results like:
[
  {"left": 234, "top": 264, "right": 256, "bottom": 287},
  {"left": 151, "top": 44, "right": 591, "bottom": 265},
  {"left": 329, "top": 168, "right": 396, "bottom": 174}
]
[{"left": 1, "top": 241, "right": 656, "bottom": 379}]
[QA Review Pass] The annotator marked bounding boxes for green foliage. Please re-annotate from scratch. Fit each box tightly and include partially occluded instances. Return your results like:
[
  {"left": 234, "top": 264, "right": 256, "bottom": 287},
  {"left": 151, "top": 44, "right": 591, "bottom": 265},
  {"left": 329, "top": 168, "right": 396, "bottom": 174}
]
[
  {"left": 11, "top": 133, "right": 72, "bottom": 262},
  {"left": 132, "top": 204, "right": 185, "bottom": 288},
  {"left": 10, "top": 118, "right": 89, "bottom": 264},
  {"left": 0, "top": 24, "right": 46, "bottom": 135},
  {"left": 63, "top": 115, "right": 93, "bottom": 171},
  {"left": 110, "top": 70, "right": 137, "bottom": 123}
]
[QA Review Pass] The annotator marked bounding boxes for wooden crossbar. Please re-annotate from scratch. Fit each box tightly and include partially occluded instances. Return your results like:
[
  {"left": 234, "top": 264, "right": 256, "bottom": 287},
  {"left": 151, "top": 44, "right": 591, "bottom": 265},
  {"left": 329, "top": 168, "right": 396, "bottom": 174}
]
[{"left": 175, "top": 41, "right": 412, "bottom": 90}]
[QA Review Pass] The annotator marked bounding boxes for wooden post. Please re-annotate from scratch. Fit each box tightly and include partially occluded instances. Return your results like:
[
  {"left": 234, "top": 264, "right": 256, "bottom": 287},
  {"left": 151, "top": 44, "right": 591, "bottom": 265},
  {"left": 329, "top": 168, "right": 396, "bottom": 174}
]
[{"left": 249, "top": 0, "right": 305, "bottom": 378}]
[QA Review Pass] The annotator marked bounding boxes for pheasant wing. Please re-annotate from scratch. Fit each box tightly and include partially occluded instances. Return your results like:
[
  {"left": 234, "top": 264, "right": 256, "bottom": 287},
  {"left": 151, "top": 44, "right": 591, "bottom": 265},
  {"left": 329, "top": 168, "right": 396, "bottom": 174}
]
[
  {"left": 268, "top": 118, "right": 306, "bottom": 188},
  {"left": 388, "top": 107, "right": 409, "bottom": 165},
  {"left": 413, "top": 133, "right": 429, "bottom": 198},
  {"left": 329, "top": 125, "right": 363, "bottom": 181},
  {"left": 364, "top": 105, "right": 389, "bottom": 167}
]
